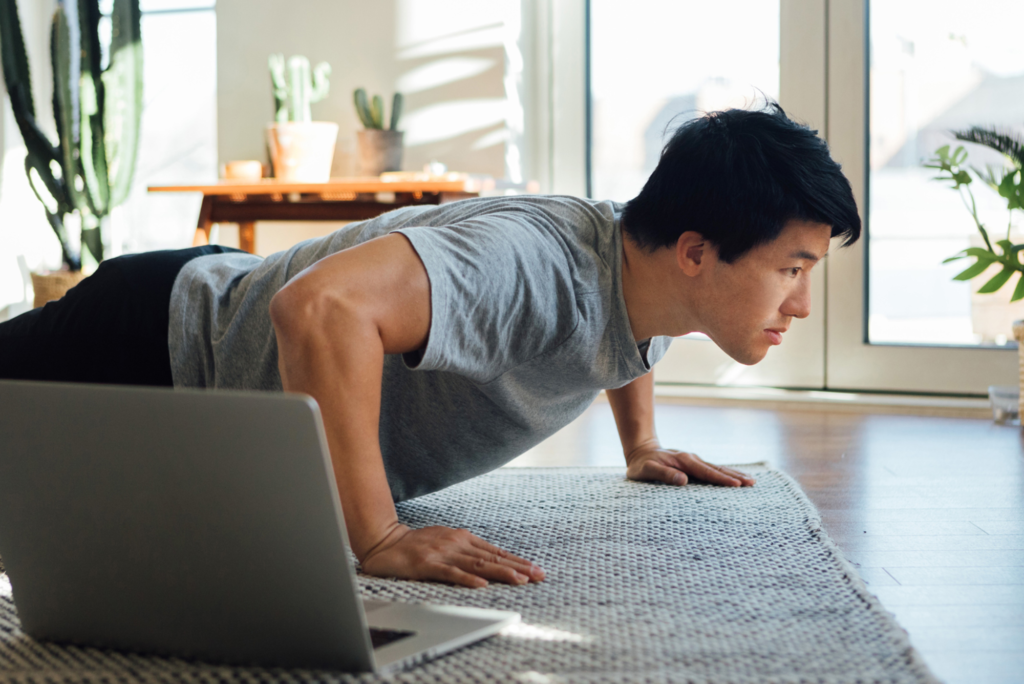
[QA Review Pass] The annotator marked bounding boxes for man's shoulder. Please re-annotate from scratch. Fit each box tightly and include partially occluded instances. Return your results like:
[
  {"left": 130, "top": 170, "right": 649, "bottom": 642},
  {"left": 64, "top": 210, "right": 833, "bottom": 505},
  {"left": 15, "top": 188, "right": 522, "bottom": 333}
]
[
  {"left": 457, "top": 194, "right": 621, "bottom": 223},
  {"left": 395, "top": 194, "right": 619, "bottom": 229}
]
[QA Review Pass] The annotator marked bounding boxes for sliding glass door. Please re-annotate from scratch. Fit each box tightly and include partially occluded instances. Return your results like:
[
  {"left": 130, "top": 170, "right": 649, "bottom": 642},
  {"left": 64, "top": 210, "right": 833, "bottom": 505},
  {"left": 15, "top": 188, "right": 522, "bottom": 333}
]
[
  {"left": 541, "top": 0, "right": 1020, "bottom": 393},
  {"left": 577, "top": 0, "right": 1024, "bottom": 393},
  {"left": 826, "top": 0, "right": 1020, "bottom": 393}
]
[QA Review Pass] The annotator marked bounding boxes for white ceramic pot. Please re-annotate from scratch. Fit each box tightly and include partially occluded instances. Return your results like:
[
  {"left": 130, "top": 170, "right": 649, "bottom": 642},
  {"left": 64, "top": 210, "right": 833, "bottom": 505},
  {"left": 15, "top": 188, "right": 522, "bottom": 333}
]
[{"left": 266, "top": 121, "right": 339, "bottom": 182}]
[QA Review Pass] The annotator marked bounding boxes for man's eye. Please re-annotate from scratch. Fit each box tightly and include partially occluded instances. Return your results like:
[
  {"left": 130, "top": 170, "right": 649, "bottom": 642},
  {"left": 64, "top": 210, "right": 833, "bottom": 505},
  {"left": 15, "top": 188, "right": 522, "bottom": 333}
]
[{"left": 787, "top": 267, "right": 801, "bottom": 277}]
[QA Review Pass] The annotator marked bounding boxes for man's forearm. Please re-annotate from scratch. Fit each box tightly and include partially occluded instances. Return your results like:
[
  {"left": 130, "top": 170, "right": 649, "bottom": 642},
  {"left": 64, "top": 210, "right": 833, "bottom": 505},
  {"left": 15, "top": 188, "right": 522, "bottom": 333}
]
[
  {"left": 271, "top": 291, "right": 400, "bottom": 561},
  {"left": 606, "top": 372, "right": 659, "bottom": 460}
]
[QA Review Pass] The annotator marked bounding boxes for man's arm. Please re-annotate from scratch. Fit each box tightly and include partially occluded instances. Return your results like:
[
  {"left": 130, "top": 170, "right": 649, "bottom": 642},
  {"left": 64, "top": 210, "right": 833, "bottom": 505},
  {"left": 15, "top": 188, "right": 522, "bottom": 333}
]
[
  {"left": 269, "top": 234, "right": 544, "bottom": 587},
  {"left": 606, "top": 373, "right": 755, "bottom": 487}
]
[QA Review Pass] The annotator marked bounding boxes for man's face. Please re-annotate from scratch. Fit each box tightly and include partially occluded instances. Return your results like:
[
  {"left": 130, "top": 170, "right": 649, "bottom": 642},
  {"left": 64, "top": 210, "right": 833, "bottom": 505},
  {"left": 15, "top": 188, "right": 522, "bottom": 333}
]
[{"left": 693, "top": 219, "right": 832, "bottom": 365}]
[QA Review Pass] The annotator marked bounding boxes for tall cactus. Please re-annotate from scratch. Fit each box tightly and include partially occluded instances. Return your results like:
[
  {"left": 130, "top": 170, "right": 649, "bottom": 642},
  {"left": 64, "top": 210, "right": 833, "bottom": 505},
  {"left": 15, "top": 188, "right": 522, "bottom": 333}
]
[
  {"left": 0, "top": 0, "right": 142, "bottom": 271},
  {"left": 269, "top": 54, "right": 330, "bottom": 123}
]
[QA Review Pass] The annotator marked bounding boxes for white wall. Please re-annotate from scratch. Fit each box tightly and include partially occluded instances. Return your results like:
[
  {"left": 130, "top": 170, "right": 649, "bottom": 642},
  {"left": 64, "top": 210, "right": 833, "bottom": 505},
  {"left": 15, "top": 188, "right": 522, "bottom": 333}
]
[
  {"left": 0, "top": 0, "right": 565, "bottom": 316},
  {"left": 217, "top": 0, "right": 518, "bottom": 179},
  {"left": 214, "top": 0, "right": 536, "bottom": 256}
]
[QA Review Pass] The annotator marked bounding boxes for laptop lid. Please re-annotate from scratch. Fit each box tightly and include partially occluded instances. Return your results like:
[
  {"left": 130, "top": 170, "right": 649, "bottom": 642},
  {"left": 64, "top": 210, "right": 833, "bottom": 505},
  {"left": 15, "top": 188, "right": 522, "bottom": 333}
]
[{"left": 0, "top": 380, "right": 375, "bottom": 672}]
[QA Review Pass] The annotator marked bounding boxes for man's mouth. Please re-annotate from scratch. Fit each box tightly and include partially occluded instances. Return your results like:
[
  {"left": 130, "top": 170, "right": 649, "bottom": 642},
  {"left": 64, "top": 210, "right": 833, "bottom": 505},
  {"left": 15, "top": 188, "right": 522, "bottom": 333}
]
[{"left": 765, "top": 328, "right": 786, "bottom": 345}]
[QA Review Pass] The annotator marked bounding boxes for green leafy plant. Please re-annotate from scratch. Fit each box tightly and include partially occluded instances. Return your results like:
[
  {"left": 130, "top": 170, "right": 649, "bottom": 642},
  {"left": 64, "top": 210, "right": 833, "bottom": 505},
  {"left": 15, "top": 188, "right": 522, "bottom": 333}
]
[
  {"left": 926, "top": 126, "right": 1024, "bottom": 301},
  {"left": 0, "top": 0, "right": 143, "bottom": 271},
  {"left": 269, "top": 54, "right": 331, "bottom": 123},
  {"left": 353, "top": 88, "right": 403, "bottom": 131}
]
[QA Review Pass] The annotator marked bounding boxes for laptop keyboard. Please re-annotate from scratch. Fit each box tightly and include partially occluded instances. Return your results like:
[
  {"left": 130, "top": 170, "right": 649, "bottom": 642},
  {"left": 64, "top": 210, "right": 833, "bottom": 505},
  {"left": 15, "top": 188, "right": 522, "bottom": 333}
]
[{"left": 369, "top": 627, "right": 415, "bottom": 649}]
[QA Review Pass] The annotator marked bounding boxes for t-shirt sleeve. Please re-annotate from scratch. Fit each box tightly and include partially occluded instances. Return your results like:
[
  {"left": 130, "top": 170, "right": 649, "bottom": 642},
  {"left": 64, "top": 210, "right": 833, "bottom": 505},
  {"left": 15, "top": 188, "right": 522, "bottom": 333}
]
[
  {"left": 646, "top": 335, "right": 673, "bottom": 368},
  {"left": 393, "top": 219, "right": 579, "bottom": 384}
]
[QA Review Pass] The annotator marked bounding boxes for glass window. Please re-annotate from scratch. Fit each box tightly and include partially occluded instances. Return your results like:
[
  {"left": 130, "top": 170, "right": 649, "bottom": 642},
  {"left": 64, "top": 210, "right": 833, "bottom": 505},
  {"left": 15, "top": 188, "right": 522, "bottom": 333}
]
[
  {"left": 868, "top": 1, "right": 1024, "bottom": 347},
  {"left": 97, "top": 2, "right": 217, "bottom": 255},
  {"left": 589, "top": 0, "right": 780, "bottom": 202}
]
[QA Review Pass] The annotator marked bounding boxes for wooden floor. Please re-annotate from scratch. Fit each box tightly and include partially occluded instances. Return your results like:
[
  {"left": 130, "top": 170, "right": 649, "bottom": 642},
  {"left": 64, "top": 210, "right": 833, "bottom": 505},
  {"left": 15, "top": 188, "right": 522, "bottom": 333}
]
[{"left": 507, "top": 397, "right": 1024, "bottom": 684}]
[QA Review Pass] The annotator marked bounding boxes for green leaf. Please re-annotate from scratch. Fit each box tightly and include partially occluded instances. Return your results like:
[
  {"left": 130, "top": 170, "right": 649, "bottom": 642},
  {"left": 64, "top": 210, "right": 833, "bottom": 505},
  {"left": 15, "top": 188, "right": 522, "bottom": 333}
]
[
  {"left": 103, "top": 0, "right": 144, "bottom": 208},
  {"left": 952, "top": 145, "right": 968, "bottom": 166},
  {"left": 953, "top": 259, "right": 995, "bottom": 281},
  {"left": 76, "top": 0, "right": 110, "bottom": 218},
  {"left": 997, "top": 168, "right": 1024, "bottom": 211},
  {"left": 978, "top": 224, "right": 994, "bottom": 251},
  {"left": 944, "top": 248, "right": 1001, "bottom": 264},
  {"left": 51, "top": 5, "right": 83, "bottom": 214},
  {"left": 1012, "top": 273, "right": 1024, "bottom": 302},
  {"left": 977, "top": 265, "right": 1015, "bottom": 293},
  {"left": 81, "top": 225, "right": 103, "bottom": 264},
  {"left": 955, "top": 125, "right": 1024, "bottom": 170}
]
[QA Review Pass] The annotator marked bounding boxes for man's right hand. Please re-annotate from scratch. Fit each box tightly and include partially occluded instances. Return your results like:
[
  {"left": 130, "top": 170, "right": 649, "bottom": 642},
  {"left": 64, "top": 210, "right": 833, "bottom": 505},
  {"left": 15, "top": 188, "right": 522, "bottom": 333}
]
[{"left": 360, "top": 524, "right": 546, "bottom": 588}]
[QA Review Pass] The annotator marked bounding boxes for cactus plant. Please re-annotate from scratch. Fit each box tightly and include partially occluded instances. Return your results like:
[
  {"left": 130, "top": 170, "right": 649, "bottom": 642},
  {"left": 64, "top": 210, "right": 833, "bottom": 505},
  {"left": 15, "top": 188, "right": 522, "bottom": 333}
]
[
  {"left": 269, "top": 54, "right": 331, "bottom": 123},
  {"left": 0, "top": 0, "right": 143, "bottom": 272},
  {"left": 353, "top": 88, "right": 403, "bottom": 131}
]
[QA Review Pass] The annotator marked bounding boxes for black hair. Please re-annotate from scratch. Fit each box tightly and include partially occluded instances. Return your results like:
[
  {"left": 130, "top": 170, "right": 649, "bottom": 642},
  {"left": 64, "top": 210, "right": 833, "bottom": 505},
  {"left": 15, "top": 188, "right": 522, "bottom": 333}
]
[{"left": 621, "top": 102, "right": 860, "bottom": 262}]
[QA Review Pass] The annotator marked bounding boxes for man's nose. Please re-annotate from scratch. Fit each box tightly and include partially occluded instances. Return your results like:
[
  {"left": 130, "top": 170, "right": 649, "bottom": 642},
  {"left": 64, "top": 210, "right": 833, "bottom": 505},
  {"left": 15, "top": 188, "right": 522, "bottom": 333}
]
[{"left": 782, "top": 280, "right": 812, "bottom": 319}]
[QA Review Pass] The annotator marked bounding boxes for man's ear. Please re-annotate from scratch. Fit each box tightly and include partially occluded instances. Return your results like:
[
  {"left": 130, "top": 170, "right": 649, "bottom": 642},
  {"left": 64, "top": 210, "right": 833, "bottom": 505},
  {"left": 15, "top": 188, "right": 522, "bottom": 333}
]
[{"left": 675, "top": 231, "right": 708, "bottom": 276}]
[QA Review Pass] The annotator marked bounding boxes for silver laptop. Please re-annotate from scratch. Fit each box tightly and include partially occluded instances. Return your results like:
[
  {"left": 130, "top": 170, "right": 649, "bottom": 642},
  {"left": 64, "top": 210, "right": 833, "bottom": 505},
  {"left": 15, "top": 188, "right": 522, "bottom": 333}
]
[{"left": 0, "top": 380, "right": 518, "bottom": 673}]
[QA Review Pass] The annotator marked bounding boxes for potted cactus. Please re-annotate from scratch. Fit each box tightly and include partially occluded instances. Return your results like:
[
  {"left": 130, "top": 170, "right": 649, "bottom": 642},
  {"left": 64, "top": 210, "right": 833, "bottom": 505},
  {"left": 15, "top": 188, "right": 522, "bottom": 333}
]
[
  {"left": 353, "top": 89, "right": 404, "bottom": 176},
  {"left": 266, "top": 54, "right": 336, "bottom": 182},
  {"left": 0, "top": 0, "right": 142, "bottom": 305}
]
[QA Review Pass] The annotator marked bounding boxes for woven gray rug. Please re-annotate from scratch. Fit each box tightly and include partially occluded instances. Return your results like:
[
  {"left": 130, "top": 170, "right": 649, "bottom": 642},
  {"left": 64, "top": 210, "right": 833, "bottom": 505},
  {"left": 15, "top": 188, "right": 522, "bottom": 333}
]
[{"left": 0, "top": 465, "right": 937, "bottom": 683}]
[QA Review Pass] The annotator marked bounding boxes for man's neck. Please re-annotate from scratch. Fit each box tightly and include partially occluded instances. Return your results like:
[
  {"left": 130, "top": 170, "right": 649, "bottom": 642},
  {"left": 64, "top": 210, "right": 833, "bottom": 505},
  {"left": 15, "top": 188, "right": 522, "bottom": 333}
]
[{"left": 620, "top": 226, "right": 698, "bottom": 342}]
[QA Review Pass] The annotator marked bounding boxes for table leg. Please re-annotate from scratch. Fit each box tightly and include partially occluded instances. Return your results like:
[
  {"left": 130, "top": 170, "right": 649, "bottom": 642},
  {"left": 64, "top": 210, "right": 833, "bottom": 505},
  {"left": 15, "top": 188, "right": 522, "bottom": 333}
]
[
  {"left": 192, "top": 195, "right": 214, "bottom": 246},
  {"left": 238, "top": 222, "right": 256, "bottom": 254}
]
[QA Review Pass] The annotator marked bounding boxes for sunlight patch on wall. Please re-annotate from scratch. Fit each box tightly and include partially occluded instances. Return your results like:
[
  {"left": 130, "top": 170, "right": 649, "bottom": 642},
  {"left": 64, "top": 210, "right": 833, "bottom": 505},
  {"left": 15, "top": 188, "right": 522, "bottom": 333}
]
[
  {"left": 502, "top": 0, "right": 524, "bottom": 184},
  {"left": 402, "top": 99, "right": 508, "bottom": 147},
  {"left": 472, "top": 127, "right": 510, "bottom": 151},
  {"left": 396, "top": 57, "right": 496, "bottom": 94},
  {"left": 395, "top": 0, "right": 504, "bottom": 60},
  {"left": 391, "top": 1, "right": 523, "bottom": 180}
]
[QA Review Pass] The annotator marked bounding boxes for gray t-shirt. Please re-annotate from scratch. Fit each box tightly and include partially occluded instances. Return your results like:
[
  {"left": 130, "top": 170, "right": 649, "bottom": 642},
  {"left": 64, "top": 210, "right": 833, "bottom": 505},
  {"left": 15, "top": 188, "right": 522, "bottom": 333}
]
[{"left": 169, "top": 195, "right": 671, "bottom": 501}]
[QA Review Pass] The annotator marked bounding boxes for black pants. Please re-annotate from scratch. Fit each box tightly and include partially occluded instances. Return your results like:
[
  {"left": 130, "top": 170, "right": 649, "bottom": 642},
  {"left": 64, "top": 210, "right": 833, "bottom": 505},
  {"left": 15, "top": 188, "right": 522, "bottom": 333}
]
[{"left": 0, "top": 246, "right": 242, "bottom": 387}]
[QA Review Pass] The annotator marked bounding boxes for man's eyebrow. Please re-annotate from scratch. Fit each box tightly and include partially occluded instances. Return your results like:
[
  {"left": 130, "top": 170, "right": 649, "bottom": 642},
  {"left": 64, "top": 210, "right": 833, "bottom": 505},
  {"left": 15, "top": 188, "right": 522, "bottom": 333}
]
[{"left": 790, "top": 250, "right": 826, "bottom": 262}]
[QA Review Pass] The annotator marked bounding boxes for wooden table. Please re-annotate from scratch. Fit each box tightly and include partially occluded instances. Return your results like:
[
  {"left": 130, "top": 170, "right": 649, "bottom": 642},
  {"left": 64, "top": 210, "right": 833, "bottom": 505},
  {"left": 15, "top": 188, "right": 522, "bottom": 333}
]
[{"left": 148, "top": 177, "right": 487, "bottom": 253}]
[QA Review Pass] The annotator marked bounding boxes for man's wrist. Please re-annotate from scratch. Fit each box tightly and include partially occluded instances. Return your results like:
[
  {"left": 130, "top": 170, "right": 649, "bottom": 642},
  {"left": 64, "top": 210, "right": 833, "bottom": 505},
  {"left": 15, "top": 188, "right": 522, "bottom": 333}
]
[
  {"left": 623, "top": 437, "right": 661, "bottom": 466},
  {"left": 355, "top": 521, "right": 408, "bottom": 562}
]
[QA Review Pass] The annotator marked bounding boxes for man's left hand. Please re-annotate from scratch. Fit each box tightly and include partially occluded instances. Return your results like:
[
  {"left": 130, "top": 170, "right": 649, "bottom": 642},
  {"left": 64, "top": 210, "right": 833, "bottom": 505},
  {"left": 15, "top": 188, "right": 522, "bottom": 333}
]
[{"left": 625, "top": 442, "right": 756, "bottom": 488}]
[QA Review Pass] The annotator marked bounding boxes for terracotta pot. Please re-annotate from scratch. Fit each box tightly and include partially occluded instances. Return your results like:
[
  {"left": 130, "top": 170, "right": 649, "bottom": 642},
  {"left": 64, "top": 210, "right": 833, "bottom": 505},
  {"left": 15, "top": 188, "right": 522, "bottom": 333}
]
[
  {"left": 357, "top": 129, "right": 404, "bottom": 176},
  {"left": 266, "top": 122, "right": 339, "bottom": 182},
  {"left": 30, "top": 270, "right": 88, "bottom": 309}
]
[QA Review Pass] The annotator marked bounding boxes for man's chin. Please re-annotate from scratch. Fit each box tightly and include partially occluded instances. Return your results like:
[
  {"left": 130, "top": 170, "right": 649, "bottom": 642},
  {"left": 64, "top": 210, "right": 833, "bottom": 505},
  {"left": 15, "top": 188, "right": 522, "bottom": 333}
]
[{"left": 721, "top": 344, "right": 770, "bottom": 366}]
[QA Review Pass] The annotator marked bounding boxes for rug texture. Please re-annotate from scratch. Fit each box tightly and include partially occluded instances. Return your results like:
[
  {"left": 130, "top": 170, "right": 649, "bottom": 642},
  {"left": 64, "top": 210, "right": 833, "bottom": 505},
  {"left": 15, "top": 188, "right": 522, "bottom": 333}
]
[{"left": 0, "top": 465, "right": 937, "bottom": 683}]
